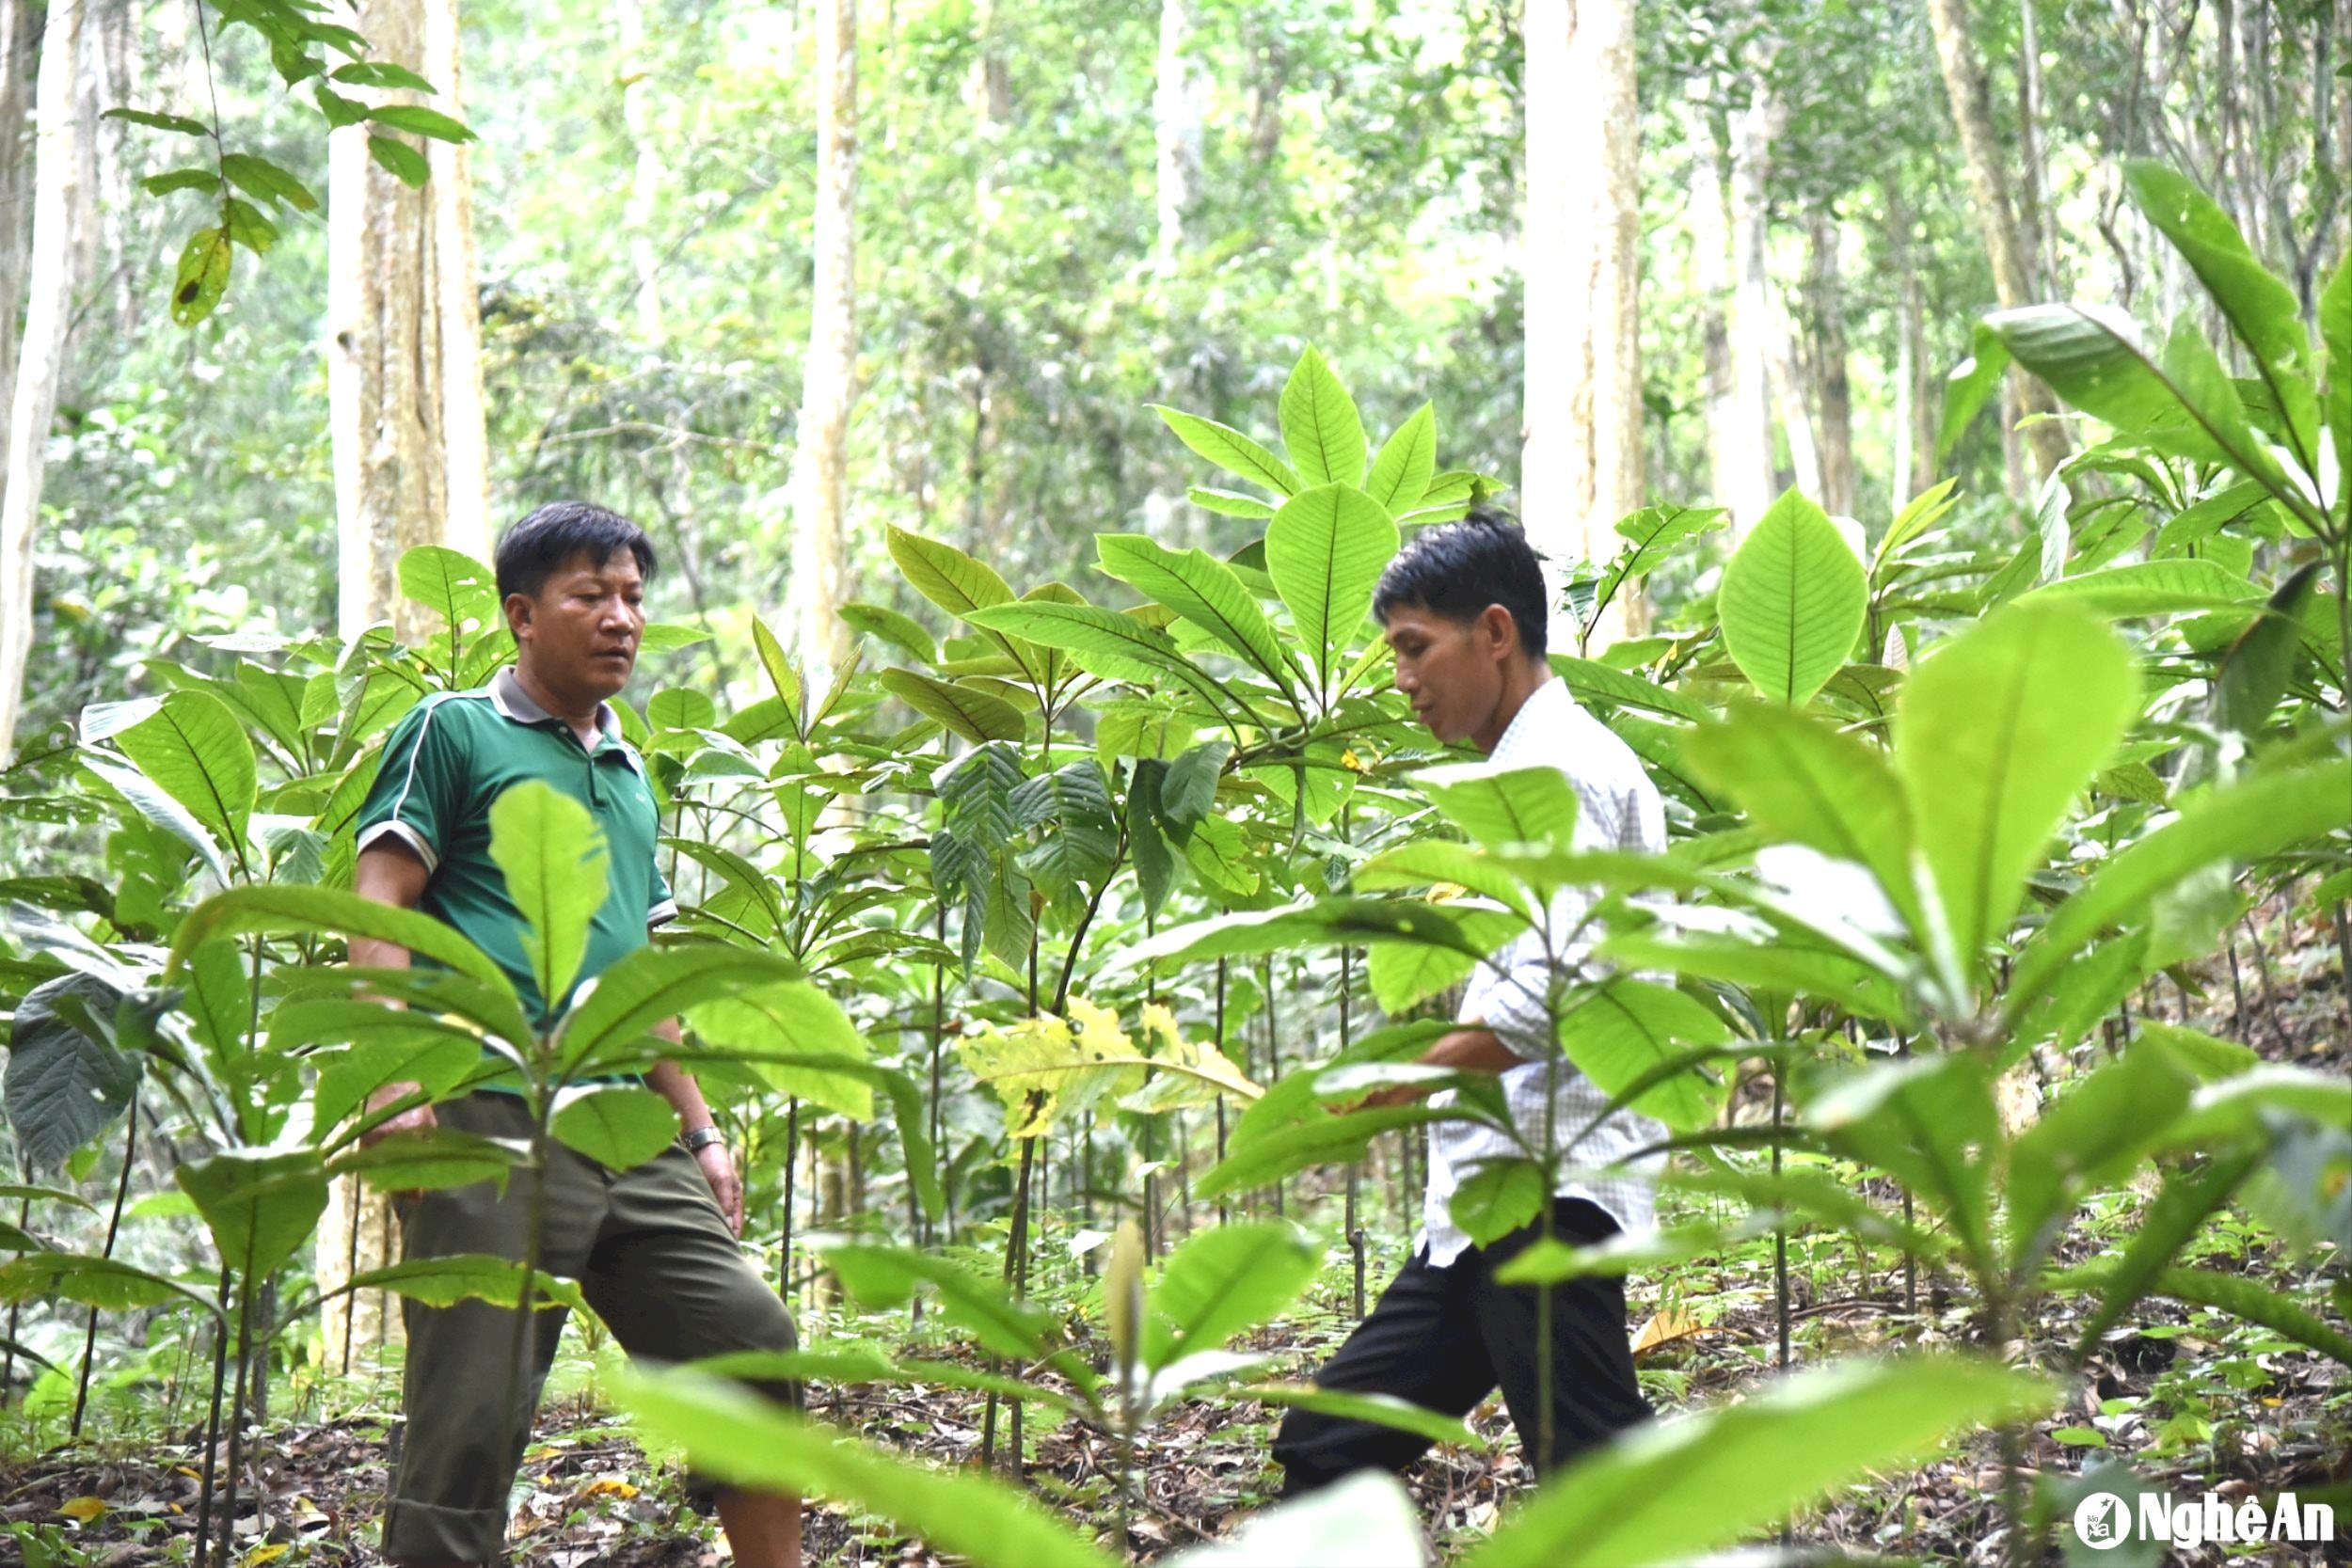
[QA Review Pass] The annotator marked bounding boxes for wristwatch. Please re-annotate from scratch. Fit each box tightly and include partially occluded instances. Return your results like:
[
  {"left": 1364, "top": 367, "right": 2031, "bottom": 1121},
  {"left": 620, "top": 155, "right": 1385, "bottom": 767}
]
[{"left": 683, "top": 1125, "right": 724, "bottom": 1153}]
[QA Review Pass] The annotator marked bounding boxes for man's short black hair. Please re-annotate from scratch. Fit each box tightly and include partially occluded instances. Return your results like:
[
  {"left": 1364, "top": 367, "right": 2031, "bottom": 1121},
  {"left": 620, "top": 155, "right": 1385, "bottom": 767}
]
[
  {"left": 495, "top": 501, "right": 659, "bottom": 601},
  {"left": 1372, "top": 503, "right": 1548, "bottom": 660}
]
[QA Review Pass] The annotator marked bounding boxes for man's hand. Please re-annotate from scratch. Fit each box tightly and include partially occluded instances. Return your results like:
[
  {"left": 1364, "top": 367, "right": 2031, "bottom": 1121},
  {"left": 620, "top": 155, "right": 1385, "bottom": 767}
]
[
  {"left": 1353, "top": 1083, "right": 1432, "bottom": 1112},
  {"left": 695, "top": 1140, "right": 745, "bottom": 1236},
  {"left": 359, "top": 1080, "right": 437, "bottom": 1146}
]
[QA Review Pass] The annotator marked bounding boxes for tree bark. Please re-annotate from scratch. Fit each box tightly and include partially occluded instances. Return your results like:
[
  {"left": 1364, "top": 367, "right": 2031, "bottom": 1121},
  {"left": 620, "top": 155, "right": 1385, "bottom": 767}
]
[
  {"left": 326, "top": 0, "right": 489, "bottom": 647},
  {"left": 1925, "top": 0, "right": 2072, "bottom": 477},
  {"left": 786, "top": 0, "right": 857, "bottom": 680},
  {"left": 1153, "top": 0, "right": 1201, "bottom": 271},
  {"left": 1722, "top": 66, "right": 1776, "bottom": 539},
  {"left": 1683, "top": 89, "right": 1744, "bottom": 529},
  {"left": 1521, "top": 0, "right": 1641, "bottom": 647},
  {"left": 0, "top": 0, "right": 39, "bottom": 482},
  {"left": 320, "top": 0, "right": 488, "bottom": 1360},
  {"left": 0, "top": 0, "right": 89, "bottom": 768}
]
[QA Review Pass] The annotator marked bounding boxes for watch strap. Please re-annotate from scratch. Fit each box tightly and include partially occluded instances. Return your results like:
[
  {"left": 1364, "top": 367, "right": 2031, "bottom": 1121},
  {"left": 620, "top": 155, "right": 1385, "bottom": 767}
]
[{"left": 683, "top": 1125, "right": 724, "bottom": 1152}]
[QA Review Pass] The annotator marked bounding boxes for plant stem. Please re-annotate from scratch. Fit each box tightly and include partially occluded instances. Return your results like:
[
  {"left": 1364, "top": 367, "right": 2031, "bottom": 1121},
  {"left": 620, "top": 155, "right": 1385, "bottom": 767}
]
[
  {"left": 191, "top": 1274, "right": 231, "bottom": 1568},
  {"left": 216, "top": 1270, "right": 256, "bottom": 1568},
  {"left": 1214, "top": 958, "right": 1229, "bottom": 1228},
  {"left": 72, "top": 1096, "right": 140, "bottom": 1438},
  {"left": 781, "top": 1098, "right": 801, "bottom": 1297}
]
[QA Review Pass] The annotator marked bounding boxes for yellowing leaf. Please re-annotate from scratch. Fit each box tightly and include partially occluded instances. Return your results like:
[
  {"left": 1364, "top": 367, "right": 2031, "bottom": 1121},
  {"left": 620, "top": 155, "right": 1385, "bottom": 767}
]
[
  {"left": 241, "top": 1545, "right": 293, "bottom": 1566},
  {"left": 1630, "top": 1308, "right": 1715, "bottom": 1358},
  {"left": 58, "top": 1497, "right": 107, "bottom": 1523},
  {"left": 580, "top": 1477, "right": 641, "bottom": 1499}
]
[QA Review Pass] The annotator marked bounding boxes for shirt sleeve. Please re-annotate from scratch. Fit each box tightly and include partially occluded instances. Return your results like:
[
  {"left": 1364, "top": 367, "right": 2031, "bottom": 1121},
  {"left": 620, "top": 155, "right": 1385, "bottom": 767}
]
[
  {"left": 355, "top": 700, "right": 464, "bottom": 874},
  {"left": 648, "top": 851, "right": 678, "bottom": 928}
]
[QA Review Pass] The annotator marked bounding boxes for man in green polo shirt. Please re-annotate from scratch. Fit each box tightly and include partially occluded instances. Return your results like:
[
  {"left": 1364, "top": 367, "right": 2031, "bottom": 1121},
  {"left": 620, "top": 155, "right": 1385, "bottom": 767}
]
[{"left": 350, "top": 501, "right": 801, "bottom": 1568}]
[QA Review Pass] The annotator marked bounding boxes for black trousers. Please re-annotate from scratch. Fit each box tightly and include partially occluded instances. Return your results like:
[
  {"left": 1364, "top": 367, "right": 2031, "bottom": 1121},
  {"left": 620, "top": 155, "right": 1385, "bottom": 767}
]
[{"left": 1272, "top": 1197, "right": 1653, "bottom": 1496}]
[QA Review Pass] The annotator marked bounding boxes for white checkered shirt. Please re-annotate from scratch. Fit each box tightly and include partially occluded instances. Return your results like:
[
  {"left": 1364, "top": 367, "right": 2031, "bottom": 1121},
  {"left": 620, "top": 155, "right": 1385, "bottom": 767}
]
[{"left": 1418, "top": 676, "right": 1670, "bottom": 1267}]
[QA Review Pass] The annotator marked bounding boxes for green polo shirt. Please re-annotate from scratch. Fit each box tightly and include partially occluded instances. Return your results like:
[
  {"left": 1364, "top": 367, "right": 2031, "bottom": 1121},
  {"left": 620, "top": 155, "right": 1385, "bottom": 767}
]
[{"left": 355, "top": 667, "right": 675, "bottom": 1034}]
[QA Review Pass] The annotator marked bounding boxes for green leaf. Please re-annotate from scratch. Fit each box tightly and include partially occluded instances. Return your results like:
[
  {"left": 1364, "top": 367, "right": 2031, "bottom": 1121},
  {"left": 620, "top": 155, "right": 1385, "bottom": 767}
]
[
  {"left": 365, "top": 103, "right": 476, "bottom": 141},
  {"left": 219, "top": 151, "right": 320, "bottom": 213},
  {"left": 1197, "top": 1104, "right": 1479, "bottom": 1201},
  {"left": 551, "top": 1085, "right": 679, "bottom": 1171},
  {"left": 1464, "top": 1358, "right": 2054, "bottom": 1568},
  {"left": 1449, "top": 1158, "right": 1548, "bottom": 1247},
  {"left": 618, "top": 1369, "right": 1117, "bottom": 1568},
  {"left": 142, "top": 167, "right": 220, "bottom": 197},
  {"left": 366, "top": 135, "right": 429, "bottom": 186},
  {"left": 689, "top": 982, "right": 873, "bottom": 1119},
  {"left": 750, "top": 615, "right": 803, "bottom": 736},
  {"left": 2213, "top": 562, "right": 2322, "bottom": 737},
  {"left": 1718, "top": 489, "right": 1867, "bottom": 705},
  {"left": 0, "top": 1254, "right": 217, "bottom": 1316},
  {"left": 1187, "top": 486, "right": 1277, "bottom": 519},
  {"left": 1894, "top": 601, "right": 2139, "bottom": 970},
  {"left": 398, "top": 546, "right": 501, "bottom": 634},
  {"left": 2061, "top": 1149, "right": 2262, "bottom": 1359},
  {"left": 837, "top": 601, "right": 937, "bottom": 663},
  {"left": 878, "top": 670, "right": 1025, "bottom": 744},
  {"left": 169, "top": 884, "right": 517, "bottom": 1016},
  {"left": 1237, "top": 1385, "right": 1483, "bottom": 1448},
  {"left": 305, "top": 1026, "right": 483, "bottom": 1134},
  {"left": 170, "top": 226, "right": 233, "bottom": 326},
  {"left": 326, "top": 1130, "right": 526, "bottom": 1194},
  {"left": 314, "top": 85, "right": 370, "bottom": 128},
  {"left": 1096, "top": 533, "right": 1299, "bottom": 698},
  {"left": 329, "top": 59, "right": 437, "bottom": 92},
  {"left": 1595, "top": 506, "right": 1729, "bottom": 618},
  {"left": 4, "top": 976, "right": 143, "bottom": 1173},
  {"left": 2025, "top": 559, "right": 2263, "bottom": 615},
  {"left": 221, "top": 198, "right": 278, "bottom": 255},
  {"left": 821, "top": 1244, "right": 1057, "bottom": 1361},
  {"left": 2124, "top": 161, "right": 2319, "bottom": 465},
  {"left": 1415, "top": 760, "right": 1580, "bottom": 852},
  {"left": 887, "top": 524, "right": 1015, "bottom": 624},
  {"left": 1124, "top": 897, "right": 1517, "bottom": 975},
  {"left": 2129, "top": 1021, "right": 2260, "bottom": 1082},
  {"left": 1546, "top": 656, "right": 1713, "bottom": 723},
  {"left": 963, "top": 603, "right": 1228, "bottom": 709},
  {"left": 553, "top": 943, "right": 805, "bottom": 1078},
  {"left": 1556, "top": 980, "right": 1732, "bottom": 1132},
  {"left": 2007, "top": 1042, "right": 2196, "bottom": 1257},
  {"left": 1806, "top": 1055, "right": 1996, "bottom": 1273},
  {"left": 343, "top": 1254, "right": 584, "bottom": 1311},
  {"left": 487, "top": 781, "right": 610, "bottom": 1012},
  {"left": 2010, "top": 760, "right": 2352, "bottom": 1010},
  {"left": 177, "top": 1149, "right": 329, "bottom": 1281},
  {"left": 1937, "top": 324, "right": 2011, "bottom": 463},
  {"left": 1681, "top": 705, "right": 1923, "bottom": 941},
  {"left": 2062, "top": 1266, "right": 2352, "bottom": 1368},
  {"left": 1140, "top": 1220, "right": 1317, "bottom": 1371},
  {"left": 2321, "top": 250, "right": 2349, "bottom": 510},
  {"left": 104, "top": 107, "right": 211, "bottom": 135},
  {"left": 1279, "top": 346, "right": 1367, "bottom": 487},
  {"left": 1363, "top": 404, "right": 1437, "bottom": 513},
  {"left": 116, "top": 689, "right": 257, "bottom": 858},
  {"left": 1171, "top": 1473, "right": 1424, "bottom": 1568},
  {"left": 1151, "top": 405, "right": 1302, "bottom": 497},
  {"left": 1264, "top": 484, "right": 1399, "bottom": 702}
]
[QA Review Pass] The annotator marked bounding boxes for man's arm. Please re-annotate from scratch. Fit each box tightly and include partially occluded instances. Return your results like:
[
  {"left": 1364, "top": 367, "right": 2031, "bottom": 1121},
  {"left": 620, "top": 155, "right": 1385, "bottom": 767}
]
[
  {"left": 1357, "top": 1025, "right": 1525, "bottom": 1109},
  {"left": 352, "top": 841, "right": 437, "bottom": 1145},
  {"left": 644, "top": 1022, "right": 744, "bottom": 1236}
]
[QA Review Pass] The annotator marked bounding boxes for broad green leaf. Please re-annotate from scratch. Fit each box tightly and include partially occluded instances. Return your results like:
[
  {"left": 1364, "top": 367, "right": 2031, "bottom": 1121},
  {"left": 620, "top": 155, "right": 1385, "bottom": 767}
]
[
  {"left": 750, "top": 615, "right": 803, "bottom": 736},
  {"left": 2125, "top": 161, "right": 2319, "bottom": 465},
  {"left": 1681, "top": 705, "right": 1923, "bottom": 941},
  {"left": 218, "top": 151, "right": 319, "bottom": 213},
  {"left": 307, "top": 1028, "right": 484, "bottom": 1135},
  {"left": 878, "top": 670, "right": 1025, "bottom": 744},
  {"left": 1353, "top": 840, "right": 1539, "bottom": 916},
  {"left": 342, "top": 1254, "right": 585, "bottom": 1311},
  {"left": 1595, "top": 506, "right": 1729, "bottom": 615},
  {"left": 329, "top": 59, "right": 437, "bottom": 91},
  {"left": 1718, "top": 489, "right": 1867, "bottom": 705},
  {"left": 105, "top": 106, "right": 212, "bottom": 135},
  {"left": 1555, "top": 980, "right": 1731, "bottom": 1132},
  {"left": 1150, "top": 405, "right": 1302, "bottom": 497},
  {"left": 2009, "top": 759, "right": 2352, "bottom": 1010},
  {"left": 1937, "top": 324, "right": 2010, "bottom": 463},
  {"left": 1197, "top": 1104, "right": 1481, "bottom": 1201},
  {"left": 2060, "top": 1148, "right": 2261, "bottom": 1358},
  {"left": 550, "top": 1085, "right": 679, "bottom": 1170},
  {"left": 960, "top": 1005, "right": 1148, "bottom": 1139},
  {"left": 2213, "top": 562, "right": 2322, "bottom": 737},
  {"left": 365, "top": 103, "right": 476, "bottom": 141},
  {"left": 0, "top": 1254, "right": 217, "bottom": 1315},
  {"left": 1169, "top": 1472, "right": 1424, "bottom": 1568},
  {"left": 837, "top": 601, "right": 937, "bottom": 663},
  {"left": 553, "top": 942, "right": 804, "bottom": 1077},
  {"left": 1893, "top": 601, "right": 2138, "bottom": 968},
  {"left": 2322, "top": 250, "right": 2349, "bottom": 509},
  {"left": 689, "top": 981, "right": 873, "bottom": 1119},
  {"left": 1414, "top": 760, "right": 1580, "bottom": 851},
  {"left": 646, "top": 689, "right": 717, "bottom": 733},
  {"left": 4, "top": 975, "right": 143, "bottom": 1173},
  {"left": 964, "top": 603, "right": 1234, "bottom": 718},
  {"left": 2154, "top": 1065, "right": 2352, "bottom": 1148},
  {"left": 617, "top": 1370, "right": 1116, "bottom": 1568},
  {"left": 2007, "top": 1042, "right": 2196, "bottom": 1257},
  {"left": 2129, "top": 1021, "right": 2260, "bottom": 1081},
  {"left": 1449, "top": 1158, "right": 1547, "bottom": 1247},
  {"left": 819, "top": 1244, "right": 1058, "bottom": 1362},
  {"left": 115, "top": 689, "right": 257, "bottom": 858},
  {"left": 1279, "top": 346, "right": 1367, "bottom": 487},
  {"left": 1265, "top": 484, "right": 1399, "bottom": 702},
  {"left": 367, "top": 135, "right": 429, "bottom": 187},
  {"left": 1187, "top": 486, "right": 1277, "bottom": 519},
  {"left": 177, "top": 1148, "right": 329, "bottom": 1281},
  {"left": 1096, "top": 533, "right": 1298, "bottom": 698},
  {"left": 168, "top": 882, "right": 518, "bottom": 1001},
  {"left": 1805, "top": 1055, "right": 1996, "bottom": 1273},
  {"left": 1364, "top": 910, "right": 1530, "bottom": 1012},
  {"left": 488, "top": 781, "right": 610, "bottom": 1012},
  {"left": 1547, "top": 656, "right": 1713, "bottom": 723},
  {"left": 2051, "top": 1266, "right": 2352, "bottom": 1368},
  {"left": 1236, "top": 1385, "right": 1482, "bottom": 1448},
  {"left": 2025, "top": 559, "right": 2264, "bottom": 615},
  {"left": 170, "top": 226, "right": 231, "bottom": 325},
  {"left": 1122, "top": 897, "right": 1518, "bottom": 975},
  {"left": 1141, "top": 1220, "right": 1318, "bottom": 1370},
  {"left": 884, "top": 526, "right": 1032, "bottom": 671},
  {"left": 1363, "top": 404, "right": 1437, "bottom": 513},
  {"left": 1463, "top": 1357, "right": 2054, "bottom": 1568}
]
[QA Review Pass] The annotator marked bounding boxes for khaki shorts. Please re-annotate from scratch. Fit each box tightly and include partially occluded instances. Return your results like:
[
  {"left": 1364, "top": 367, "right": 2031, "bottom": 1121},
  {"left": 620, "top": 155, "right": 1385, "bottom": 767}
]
[{"left": 382, "top": 1093, "right": 799, "bottom": 1565}]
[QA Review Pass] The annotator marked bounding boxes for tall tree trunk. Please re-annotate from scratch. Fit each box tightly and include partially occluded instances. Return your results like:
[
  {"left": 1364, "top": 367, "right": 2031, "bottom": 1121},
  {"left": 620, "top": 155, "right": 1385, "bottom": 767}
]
[
  {"left": 320, "top": 0, "right": 488, "bottom": 1362},
  {"left": 1683, "top": 89, "right": 1743, "bottom": 527},
  {"left": 1925, "top": 0, "right": 2072, "bottom": 477},
  {"left": 1890, "top": 257, "right": 1938, "bottom": 503},
  {"left": 1521, "top": 0, "right": 1641, "bottom": 647},
  {"left": 1804, "top": 212, "right": 1855, "bottom": 516},
  {"left": 0, "top": 0, "right": 39, "bottom": 484},
  {"left": 1722, "top": 67, "right": 1776, "bottom": 540},
  {"left": 786, "top": 0, "right": 856, "bottom": 680},
  {"left": 1153, "top": 0, "right": 1201, "bottom": 271},
  {"left": 0, "top": 0, "right": 89, "bottom": 768},
  {"left": 617, "top": 0, "right": 663, "bottom": 342},
  {"left": 327, "top": 0, "right": 489, "bottom": 645}
]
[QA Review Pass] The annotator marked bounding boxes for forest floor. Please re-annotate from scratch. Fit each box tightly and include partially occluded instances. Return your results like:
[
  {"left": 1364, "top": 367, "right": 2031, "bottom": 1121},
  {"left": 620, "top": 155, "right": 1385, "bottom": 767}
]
[{"left": 2, "top": 919, "right": 2346, "bottom": 1567}]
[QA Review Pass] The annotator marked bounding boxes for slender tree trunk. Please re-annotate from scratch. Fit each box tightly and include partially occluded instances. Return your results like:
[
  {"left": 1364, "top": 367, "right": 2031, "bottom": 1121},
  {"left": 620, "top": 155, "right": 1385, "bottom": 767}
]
[
  {"left": 320, "top": 0, "right": 488, "bottom": 1358},
  {"left": 1522, "top": 0, "right": 1642, "bottom": 644},
  {"left": 617, "top": 0, "right": 663, "bottom": 342},
  {"left": 1683, "top": 88, "right": 1744, "bottom": 524},
  {"left": 1804, "top": 212, "right": 1855, "bottom": 515},
  {"left": 1153, "top": 0, "right": 1201, "bottom": 272},
  {"left": 1723, "top": 66, "right": 1776, "bottom": 538},
  {"left": 0, "top": 0, "right": 38, "bottom": 521},
  {"left": 786, "top": 0, "right": 857, "bottom": 681},
  {"left": 1924, "top": 0, "right": 2072, "bottom": 477},
  {"left": 0, "top": 0, "right": 88, "bottom": 768}
]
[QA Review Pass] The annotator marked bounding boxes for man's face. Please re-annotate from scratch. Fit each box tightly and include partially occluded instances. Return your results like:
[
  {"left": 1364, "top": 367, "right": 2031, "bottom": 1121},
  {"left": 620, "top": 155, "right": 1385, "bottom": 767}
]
[
  {"left": 1382, "top": 604, "right": 1510, "bottom": 746},
  {"left": 505, "top": 548, "right": 645, "bottom": 701}
]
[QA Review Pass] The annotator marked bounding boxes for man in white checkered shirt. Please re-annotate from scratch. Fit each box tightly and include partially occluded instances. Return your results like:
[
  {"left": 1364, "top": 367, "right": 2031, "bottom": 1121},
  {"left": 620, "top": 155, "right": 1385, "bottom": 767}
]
[{"left": 1273, "top": 508, "right": 1663, "bottom": 1497}]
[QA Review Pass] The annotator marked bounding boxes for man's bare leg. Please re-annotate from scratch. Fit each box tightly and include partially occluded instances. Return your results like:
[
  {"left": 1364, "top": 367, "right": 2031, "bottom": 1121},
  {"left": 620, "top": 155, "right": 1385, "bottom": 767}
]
[{"left": 717, "top": 1487, "right": 802, "bottom": 1568}]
